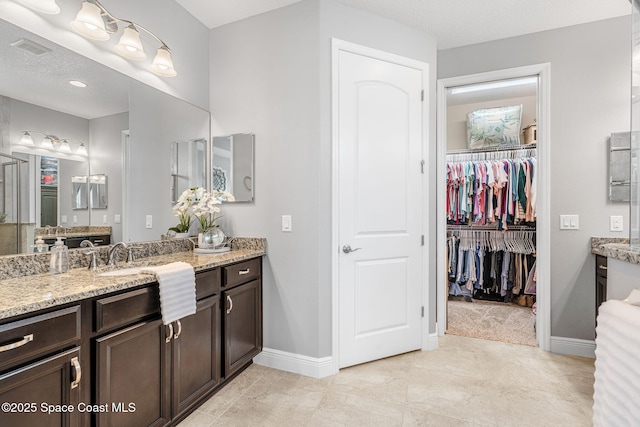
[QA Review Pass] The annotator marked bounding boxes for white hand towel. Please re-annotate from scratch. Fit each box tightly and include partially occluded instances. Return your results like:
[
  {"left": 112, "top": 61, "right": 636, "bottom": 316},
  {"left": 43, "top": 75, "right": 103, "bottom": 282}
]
[{"left": 140, "top": 261, "right": 196, "bottom": 325}]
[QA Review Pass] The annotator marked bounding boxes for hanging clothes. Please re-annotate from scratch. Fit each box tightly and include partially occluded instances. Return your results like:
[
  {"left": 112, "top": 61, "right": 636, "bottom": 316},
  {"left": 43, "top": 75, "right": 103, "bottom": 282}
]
[{"left": 445, "top": 157, "right": 536, "bottom": 228}]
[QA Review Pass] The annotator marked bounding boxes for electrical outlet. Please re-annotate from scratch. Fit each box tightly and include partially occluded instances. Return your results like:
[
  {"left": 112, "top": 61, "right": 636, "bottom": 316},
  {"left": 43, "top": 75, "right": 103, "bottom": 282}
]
[
  {"left": 146, "top": 215, "right": 153, "bottom": 229},
  {"left": 73, "top": 215, "right": 78, "bottom": 224},
  {"left": 114, "top": 214, "right": 121, "bottom": 224},
  {"left": 610, "top": 215, "right": 624, "bottom": 232},
  {"left": 282, "top": 215, "right": 292, "bottom": 232},
  {"left": 61, "top": 215, "right": 67, "bottom": 224}
]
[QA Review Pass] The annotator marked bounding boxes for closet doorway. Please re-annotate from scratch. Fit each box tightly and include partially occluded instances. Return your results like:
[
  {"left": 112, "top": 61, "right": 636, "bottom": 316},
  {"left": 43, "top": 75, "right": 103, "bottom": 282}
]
[{"left": 436, "top": 64, "right": 551, "bottom": 351}]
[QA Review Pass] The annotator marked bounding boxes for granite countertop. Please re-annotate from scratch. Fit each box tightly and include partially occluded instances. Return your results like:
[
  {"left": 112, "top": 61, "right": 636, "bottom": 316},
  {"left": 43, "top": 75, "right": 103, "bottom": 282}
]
[
  {"left": 0, "top": 247, "right": 265, "bottom": 321},
  {"left": 591, "top": 237, "right": 640, "bottom": 264}
]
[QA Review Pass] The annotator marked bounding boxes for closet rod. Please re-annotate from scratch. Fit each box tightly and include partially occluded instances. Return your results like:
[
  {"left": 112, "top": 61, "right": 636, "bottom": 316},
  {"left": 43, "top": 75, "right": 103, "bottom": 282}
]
[
  {"left": 447, "top": 143, "right": 536, "bottom": 155},
  {"left": 447, "top": 224, "right": 536, "bottom": 231}
]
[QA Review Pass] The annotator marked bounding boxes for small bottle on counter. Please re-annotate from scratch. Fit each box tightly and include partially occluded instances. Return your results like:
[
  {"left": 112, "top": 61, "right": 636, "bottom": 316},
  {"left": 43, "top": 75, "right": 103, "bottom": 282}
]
[
  {"left": 31, "top": 236, "right": 48, "bottom": 253},
  {"left": 49, "top": 237, "right": 69, "bottom": 274}
]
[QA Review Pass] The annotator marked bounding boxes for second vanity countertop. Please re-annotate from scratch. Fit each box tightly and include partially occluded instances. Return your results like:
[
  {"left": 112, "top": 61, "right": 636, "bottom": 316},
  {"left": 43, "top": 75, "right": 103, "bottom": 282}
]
[
  {"left": 591, "top": 237, "right": 640, "bottom": 265},
  {"left": 0, "top": 247, "right": 265, "bottom": 321}
]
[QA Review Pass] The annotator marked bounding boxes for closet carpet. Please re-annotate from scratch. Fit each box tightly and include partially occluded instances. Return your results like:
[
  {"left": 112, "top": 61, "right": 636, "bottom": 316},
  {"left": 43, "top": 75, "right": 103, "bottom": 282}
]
[
  {"left": 176, "top": 335, "right": 594, "bottom": 426},
  {"left": 446, "top": 298, "right": 537, "bottom": 347}
]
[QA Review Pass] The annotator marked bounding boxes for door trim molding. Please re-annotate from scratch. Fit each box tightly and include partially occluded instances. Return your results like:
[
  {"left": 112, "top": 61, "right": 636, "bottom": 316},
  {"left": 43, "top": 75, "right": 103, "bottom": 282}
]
[
  {"left": 331, "top": 38, "right": 430, "bottom": 373},
  {"left": 436, "top": 63, "right": 551, "bottom": 351}
]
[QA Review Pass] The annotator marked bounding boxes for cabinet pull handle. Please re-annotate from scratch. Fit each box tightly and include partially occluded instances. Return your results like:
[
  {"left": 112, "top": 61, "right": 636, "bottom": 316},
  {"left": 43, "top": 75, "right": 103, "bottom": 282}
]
[
  {"left": 174, "top": 320, "right": 182, "bottom": 339},
  {"left": 238, "top": 268, "right": 250, "bottom": 275},
  {"left": 598, "top": 265, "right": 608, "bottom": 270},
  {"left": 70, "top": 356, "right": 81, "bottom": 389},
  {"left": 226, "top": 295, "right": 233, "bottom": 314},
  {"left": 165, "top": 323, "right": 173, "bottom": 343},
  {"left": 0, "top": 333, "right": 33, "bottom": 353}
]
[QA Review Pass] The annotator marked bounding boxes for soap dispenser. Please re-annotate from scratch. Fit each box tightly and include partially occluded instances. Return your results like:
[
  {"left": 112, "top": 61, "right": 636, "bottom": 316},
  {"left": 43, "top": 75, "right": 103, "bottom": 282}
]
[
  {"left": 31, "top": 236, "right": 48, "bottom": 253},
  {"left": 49, "top": 237, "right": 69, "bottom": 274}
]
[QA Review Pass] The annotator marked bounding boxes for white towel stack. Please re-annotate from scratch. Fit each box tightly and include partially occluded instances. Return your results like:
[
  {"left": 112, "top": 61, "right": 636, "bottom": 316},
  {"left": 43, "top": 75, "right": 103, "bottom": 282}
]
[
  {"left": 140, "top": 261, "right": 196, "bottom": 325},
  {"left": 593, "top": 297, "right": 640, "bottom": 426}
]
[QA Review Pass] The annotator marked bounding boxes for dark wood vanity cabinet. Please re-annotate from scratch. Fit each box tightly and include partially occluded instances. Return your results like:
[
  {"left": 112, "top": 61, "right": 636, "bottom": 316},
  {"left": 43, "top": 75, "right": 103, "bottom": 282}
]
[
  {"left": 596, "top": 255, "right": 608, "bottom": 319},
  {"left": 222, "top": 258, "right": 263, "bottom": 378},
  {"left": 0, "top": 256, "right": 262, "bottom": 427},
  {"left": 0, "top": 306, "right": 83, "bottom": 427}
]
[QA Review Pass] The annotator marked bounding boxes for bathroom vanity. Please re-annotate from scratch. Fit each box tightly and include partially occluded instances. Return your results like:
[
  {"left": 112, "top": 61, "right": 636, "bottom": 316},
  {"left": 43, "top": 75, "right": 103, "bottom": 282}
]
[{"left": 0, "top": 239, "right": 264, "bottom": 427}]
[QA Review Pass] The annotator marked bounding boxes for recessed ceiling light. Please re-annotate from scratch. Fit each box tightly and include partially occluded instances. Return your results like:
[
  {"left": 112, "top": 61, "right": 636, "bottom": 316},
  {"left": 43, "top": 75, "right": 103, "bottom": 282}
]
[{"left": 69, "top": 80, "right": 87, "bottom": 88}]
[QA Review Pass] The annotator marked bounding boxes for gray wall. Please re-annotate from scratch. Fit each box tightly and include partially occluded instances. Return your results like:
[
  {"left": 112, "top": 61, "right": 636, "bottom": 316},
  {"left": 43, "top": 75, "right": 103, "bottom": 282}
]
[
  {"left": 438, "top": 16, "right": 632, "bottom": 340},
  {"left": 89, "top": 112, "right": 129, "bottom": 242},
  {"left": 210, "top": 0, "right": 437, "bottom": 358}
]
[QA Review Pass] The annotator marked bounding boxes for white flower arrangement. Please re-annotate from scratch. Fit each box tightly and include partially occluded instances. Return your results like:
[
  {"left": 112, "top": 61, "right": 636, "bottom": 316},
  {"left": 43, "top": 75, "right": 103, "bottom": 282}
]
[{"left": 171, "top": 187, "right": 234, "bottom": 234}]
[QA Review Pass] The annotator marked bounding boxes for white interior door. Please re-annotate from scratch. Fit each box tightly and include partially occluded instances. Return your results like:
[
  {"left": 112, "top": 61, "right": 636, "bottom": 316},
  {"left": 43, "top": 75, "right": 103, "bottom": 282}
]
[{"left": 336, "top": 44, "right": 425, "bottom": 369}]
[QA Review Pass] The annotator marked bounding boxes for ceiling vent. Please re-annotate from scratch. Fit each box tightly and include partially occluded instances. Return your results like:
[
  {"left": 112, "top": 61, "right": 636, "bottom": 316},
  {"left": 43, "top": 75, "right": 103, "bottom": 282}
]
[{"left": 10, "top": 38, "right": 52, "bottom": 56}]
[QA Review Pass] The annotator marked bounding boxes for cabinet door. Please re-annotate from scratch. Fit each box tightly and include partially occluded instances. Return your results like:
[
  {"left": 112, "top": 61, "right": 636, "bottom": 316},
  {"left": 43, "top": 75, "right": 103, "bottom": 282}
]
[
  {"left": 0, "top": 347, "right": 81, "bottom": 427},
  {"left": 95, "top": 319, "right": 171, "bottom": 427},
  {"left": 172, "top": 295, "right": 220, "bottom": 418},
  {"left": 223, "top": 279, "right": 262, "bottom": 377}
]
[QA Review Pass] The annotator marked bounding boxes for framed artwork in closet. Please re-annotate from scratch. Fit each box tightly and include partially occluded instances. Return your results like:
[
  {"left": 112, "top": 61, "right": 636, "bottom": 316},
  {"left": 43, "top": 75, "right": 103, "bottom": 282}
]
[{"left": 466, "top": 105, "right": 522, "bottom": 149}]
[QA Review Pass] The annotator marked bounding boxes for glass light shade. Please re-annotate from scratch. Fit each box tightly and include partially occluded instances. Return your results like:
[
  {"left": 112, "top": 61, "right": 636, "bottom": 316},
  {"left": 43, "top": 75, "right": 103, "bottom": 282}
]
[
  {"left": 40, "top": 136, "right": 53, "bottom": 150},
  {"left": 59, "top": 140, "right": 72, "bottom": 153},
  {"left": 20, "top": 132, "right": 34, "bottom": 146},
  {"left": 18, "top": 0, "right": 60, "bottom": 14},
  {"left": 71, "top": 2, "right": 110, "bottom": 41},
  {"left": 115, "top": 26, "right": 147, "bottom": 60},
  {"left": 76, "top": 143, "right": 88, "bottom": 156},
  {"left": 151, "top": 47, "right": 177, "bottom": 77}
]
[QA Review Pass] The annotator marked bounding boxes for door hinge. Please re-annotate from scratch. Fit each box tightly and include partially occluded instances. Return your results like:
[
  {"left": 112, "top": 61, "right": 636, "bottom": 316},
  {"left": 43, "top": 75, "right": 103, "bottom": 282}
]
[
  {"left": 420, "top": 159, "right": 425, "bottom": 174},
  {"left": 421, "top": 235, "right": 424, "bottom": 246},
  {"left": 421, "top": 89, "right": 424, "bottom": 101},
  {"left": 421, "top": 306, "right": 425, "bottom": 318}
]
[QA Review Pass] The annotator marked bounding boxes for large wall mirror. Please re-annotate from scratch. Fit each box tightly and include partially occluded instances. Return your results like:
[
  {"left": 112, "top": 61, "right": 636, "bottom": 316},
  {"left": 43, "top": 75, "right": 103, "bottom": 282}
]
[{"left": 0, "top": 18, "right": 210, "bottom": 253}]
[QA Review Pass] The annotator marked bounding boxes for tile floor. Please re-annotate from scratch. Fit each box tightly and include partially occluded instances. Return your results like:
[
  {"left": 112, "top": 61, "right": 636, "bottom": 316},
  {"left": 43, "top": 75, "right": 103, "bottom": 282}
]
[{"left": 178, "top": 335, "right": 595, "bottom": 426}]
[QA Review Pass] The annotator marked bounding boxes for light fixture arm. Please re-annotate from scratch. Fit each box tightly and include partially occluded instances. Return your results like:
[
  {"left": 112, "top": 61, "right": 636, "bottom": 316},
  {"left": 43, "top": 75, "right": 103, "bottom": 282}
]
[{"left": 92, "top": 0, "right": 171, "bottom": 50}]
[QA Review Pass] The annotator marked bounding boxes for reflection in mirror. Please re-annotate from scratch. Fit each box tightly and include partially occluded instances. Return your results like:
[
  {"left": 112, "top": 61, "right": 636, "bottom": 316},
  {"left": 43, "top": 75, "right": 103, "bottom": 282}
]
[
  {"left": 89, "top": 174, "right": 108, "bottom": 209},
  {"left": 171, "top": 139, "right": 205, "bottom": 203},
  {"left": 71, "top": 176, "right": 88, "bottom": 210},
  {"left": 212, "top": 134, "right": 254, "bottom": 202}
]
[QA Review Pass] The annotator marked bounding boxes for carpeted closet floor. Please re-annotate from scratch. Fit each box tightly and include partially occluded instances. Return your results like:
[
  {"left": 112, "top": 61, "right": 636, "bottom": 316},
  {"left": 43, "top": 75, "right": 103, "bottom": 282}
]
[{"left": 446, "top": 298, "right": 537, "bottom": 346}]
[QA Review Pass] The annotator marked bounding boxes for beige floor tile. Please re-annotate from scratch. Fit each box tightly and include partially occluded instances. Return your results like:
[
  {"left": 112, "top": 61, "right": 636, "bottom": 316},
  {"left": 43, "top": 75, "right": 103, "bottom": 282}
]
[{"left": 178, "top": 335, "right": 595, "bottom": 427}]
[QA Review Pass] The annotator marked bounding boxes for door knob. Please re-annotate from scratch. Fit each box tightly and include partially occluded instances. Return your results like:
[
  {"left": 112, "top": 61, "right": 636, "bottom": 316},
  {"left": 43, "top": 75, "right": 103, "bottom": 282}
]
[{"left": 342, "top": 244, "right": 361, "bottom": 254}]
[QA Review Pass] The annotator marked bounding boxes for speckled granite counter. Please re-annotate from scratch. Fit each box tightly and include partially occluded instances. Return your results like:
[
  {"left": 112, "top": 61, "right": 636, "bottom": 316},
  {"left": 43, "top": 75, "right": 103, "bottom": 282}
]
[
  {"left": 591, "top": 237, "right": 640, "bottom": 264},
  {"left": 0, "top": 237, "right": 265, "bottom": 321}
]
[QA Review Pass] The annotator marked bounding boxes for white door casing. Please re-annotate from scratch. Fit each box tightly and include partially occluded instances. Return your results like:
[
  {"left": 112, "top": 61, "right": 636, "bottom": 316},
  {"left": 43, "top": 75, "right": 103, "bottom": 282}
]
[
  {"left": 332, "top": 40, "right": 428, "bottom": 369},
  {"left": 435, "top": 64, "right": 551, "bottom": 351}
]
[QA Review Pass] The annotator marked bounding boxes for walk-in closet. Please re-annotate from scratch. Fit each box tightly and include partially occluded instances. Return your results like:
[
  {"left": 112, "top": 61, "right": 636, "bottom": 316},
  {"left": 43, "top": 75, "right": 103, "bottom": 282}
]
[{"left": 443, "top": 76, "right": 539, "bottom": 347}]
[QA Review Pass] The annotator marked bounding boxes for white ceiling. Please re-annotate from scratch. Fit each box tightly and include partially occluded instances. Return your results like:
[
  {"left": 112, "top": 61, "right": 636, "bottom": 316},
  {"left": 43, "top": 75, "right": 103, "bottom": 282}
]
[{"left": 177, "top": 0, "right": 632, "bottom": 50}]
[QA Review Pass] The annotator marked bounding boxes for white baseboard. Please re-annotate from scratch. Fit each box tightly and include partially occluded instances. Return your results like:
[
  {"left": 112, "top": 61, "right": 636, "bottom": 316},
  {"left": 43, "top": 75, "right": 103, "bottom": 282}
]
[
  {"left": 550, "top": 336, "right": 596, "bottom": 358},
  {"left": 422, "top": 332, "right": 439, "bottom": 351},
  {"left": 253, "top": 348, "right": 336, "bottom": 379}
]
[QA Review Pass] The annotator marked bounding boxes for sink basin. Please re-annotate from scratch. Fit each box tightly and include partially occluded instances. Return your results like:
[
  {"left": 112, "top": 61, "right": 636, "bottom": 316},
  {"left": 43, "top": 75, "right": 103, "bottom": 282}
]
[
  {"left": 95, "top": 261, "right": 165, "bottom": 277},
  {"left": 97, "top": 267, "right": 145, "bottom": 277}
]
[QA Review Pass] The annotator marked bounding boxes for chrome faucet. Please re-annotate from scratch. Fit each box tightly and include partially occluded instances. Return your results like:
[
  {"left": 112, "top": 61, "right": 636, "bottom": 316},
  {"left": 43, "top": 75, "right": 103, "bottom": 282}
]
[
  {"left": 55, "top": 225, "right": 66, "bottom": 235},
  {"left": 107, "top": 242, "right": 128, "bottom": 266},
  {"left": 45, "top": 225, "right": 52, "bottom": 236},
  {"left": 80, "top": 240, "right": 99, "bottom": 270}
]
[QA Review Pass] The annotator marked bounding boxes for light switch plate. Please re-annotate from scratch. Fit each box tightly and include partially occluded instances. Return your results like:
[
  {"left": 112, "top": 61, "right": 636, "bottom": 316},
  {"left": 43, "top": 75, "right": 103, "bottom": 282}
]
[
  {"left": 61, "top": 215, "right": 67, "bottom": 224},
  {"left": 282, "top": 215, "right": 292, "bottom": 232},
  {"left": 114, "top": 214, "right": 121, "bottom": 224},
  {"left": 610, "top": 215, "right": 624, "bottom": 232},
  {"left": 146, "top": 215, "right": 153, "bottom": 229},
  {"left": 560, "top": 214, "right": 579, "bottom": 230}
]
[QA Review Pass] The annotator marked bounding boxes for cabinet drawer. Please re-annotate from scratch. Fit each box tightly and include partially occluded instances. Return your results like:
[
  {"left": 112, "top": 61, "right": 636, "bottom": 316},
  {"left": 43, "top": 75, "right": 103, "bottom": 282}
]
[
  {"left": 196, "top": 268, "right": 221, "bottom": 299},
  {"left": 0, "top": 305, "right": 81, "bottom": 371},
  {"left": 95, "top": 287, "right": 160, "bottom": 334},
  {"left": 223, "top": 258, "right": 261, "bottom": 289}
]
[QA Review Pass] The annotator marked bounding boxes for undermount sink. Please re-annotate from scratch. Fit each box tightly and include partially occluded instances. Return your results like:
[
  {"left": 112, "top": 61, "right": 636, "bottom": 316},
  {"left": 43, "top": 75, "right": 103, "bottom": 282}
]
[
  {"left": 95, "top": 261, "right": 165, "bottom": 277},
  {"left": 97, "top": 267, "right": 145, "bottom": 277}
]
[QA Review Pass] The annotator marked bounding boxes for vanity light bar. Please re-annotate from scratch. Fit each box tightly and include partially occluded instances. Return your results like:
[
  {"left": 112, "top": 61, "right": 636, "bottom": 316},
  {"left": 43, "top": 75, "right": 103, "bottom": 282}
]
[
  {"left": 15, "top": 0, "right": 177, "bottom": 77},
  {"left": 18, "top": 131, "right": 88, "bottom": 157}
]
